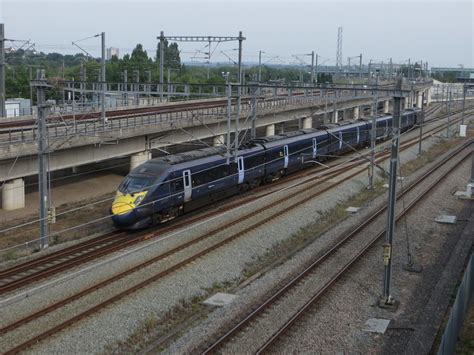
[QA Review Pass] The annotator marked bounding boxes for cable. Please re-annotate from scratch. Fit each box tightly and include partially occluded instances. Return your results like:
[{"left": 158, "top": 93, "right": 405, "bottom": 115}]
[{"left": 0, "top": 107, "right": 464, "bottom": 234}]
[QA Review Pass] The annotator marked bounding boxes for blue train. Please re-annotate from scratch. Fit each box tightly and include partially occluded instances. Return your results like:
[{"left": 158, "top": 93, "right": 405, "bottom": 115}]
[{"left": 111, "top": 109, "right": 420, "bottom": 229}]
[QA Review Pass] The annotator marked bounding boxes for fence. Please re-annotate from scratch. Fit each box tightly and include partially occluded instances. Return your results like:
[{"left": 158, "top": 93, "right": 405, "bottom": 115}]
[{"left": 437, "top": 253, "right": 474, "bottom": 355}]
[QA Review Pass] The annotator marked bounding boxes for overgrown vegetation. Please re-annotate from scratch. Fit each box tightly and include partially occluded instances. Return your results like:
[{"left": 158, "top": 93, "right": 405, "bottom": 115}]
[{"left": 5, "top": 42, "right": 333, "bottom": 101}]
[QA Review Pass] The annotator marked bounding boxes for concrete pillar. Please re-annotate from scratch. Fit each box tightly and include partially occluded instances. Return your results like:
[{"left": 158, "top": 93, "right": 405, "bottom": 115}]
[
  {"left": 266, "top": 124, "right": 275, "bottom": 136},
  {"left": 130, "top": 151, "right": 151, "bottom": 171},
  {"left": 353, "top": 106, "right": 360, "bottom": 119},
  {"left": 2, "top": 178, "right": 25, "bottom": 210},
  {"left": 404, "top": 97, "right": 409, "bottom": 109},
  {"left": 383, "top": 100, "right": 390, "bottom": 113},
  {"left": 302, "top": 117, "right": 312, "bottom": 129},
  {"left": 416, "top": 91, "right": 423, "bottom": 108},
  {"left": 213, "top": 135, "right": 225, "bottom": 146},
  {"left": 426, "top": 89, "right": 432, "bottom": 106},
  {"left": 333, "top": 110, "right": 339, "bottom": 123}
]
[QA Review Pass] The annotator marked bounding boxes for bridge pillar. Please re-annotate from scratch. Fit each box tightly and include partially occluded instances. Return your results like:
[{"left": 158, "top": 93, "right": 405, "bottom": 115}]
[
  {"left": 213, "top": 135, "right": 225, "bottom": 146},
  {"left": 353, "top": 106, "right": 360, "bottom": 119},
  {"left": 130, "top": 151, "right": 151, "bottom": 171},
  {"left": 426, "top": 89, "right": 432, "bottom": 106},
  {"left": 333, "top": 110, "right": 339, "bottom": 123},
  {"left": 1, "top": 178, "right": 25, "bottom": 210},
  {"left": 266, "top": 124, "right": 275, "bottom": 136},
  {"left": 383, "top": 100, "right": 390, "bottom": 113},
  {"left": 302, "top": 117, "right": 312, "bottom": 129},
  {"left": 416, "top": 91, "right": 423, "bottom": 108}
]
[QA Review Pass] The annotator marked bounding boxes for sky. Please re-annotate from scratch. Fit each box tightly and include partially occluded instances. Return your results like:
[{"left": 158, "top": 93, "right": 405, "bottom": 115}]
[{"left": 1, "top": 0, "right": 473, "bottom": 68}]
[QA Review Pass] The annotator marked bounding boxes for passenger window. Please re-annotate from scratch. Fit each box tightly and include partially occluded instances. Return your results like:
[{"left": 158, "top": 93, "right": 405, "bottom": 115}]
[{"left": 174, "top": 177, "right": 184, "bottom": 192}]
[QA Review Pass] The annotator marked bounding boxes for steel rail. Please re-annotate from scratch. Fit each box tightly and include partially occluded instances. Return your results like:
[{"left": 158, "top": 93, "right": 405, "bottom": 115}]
[
  {"left": 3, "top": 126, "right": 469, "bottom": 354},
  {"left": 0, "top": 106, "right": 466, "bottom": 295},
  {"left": 0, "top": 106, "right": 467, "bottom": 296},
  {"left": 202, "top": 140, "right": 472, "bottom": 354},
  {"left": 257, "top": 146, "right": 471, "bottom": 354}
]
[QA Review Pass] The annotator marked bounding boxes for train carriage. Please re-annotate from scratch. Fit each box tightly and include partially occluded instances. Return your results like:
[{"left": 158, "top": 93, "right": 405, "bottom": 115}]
[{"left": 111, "top": 108, "right": 421, "bottom": 229}]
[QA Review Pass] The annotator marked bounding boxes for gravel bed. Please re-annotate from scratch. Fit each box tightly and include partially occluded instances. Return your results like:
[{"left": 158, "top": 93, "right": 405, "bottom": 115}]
[
  {"left": 167, "top": 125, "right": 467, "bottom": 352},
  {"left": 273, "top": 158, "right": 472, "bottom": 353},
  {"left": 0, "top": 116, "right": 464, "bottom": 353}
]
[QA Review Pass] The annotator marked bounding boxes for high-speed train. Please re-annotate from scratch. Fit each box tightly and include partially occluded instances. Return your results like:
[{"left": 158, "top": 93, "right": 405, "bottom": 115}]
[{"left": 111, "top": 109, "right": 420, "bottom": 229}]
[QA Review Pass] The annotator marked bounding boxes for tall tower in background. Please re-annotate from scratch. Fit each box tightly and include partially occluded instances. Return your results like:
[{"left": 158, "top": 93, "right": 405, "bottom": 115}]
[{"left": 336, "top": 26, "right": 343, "bottom": 72}]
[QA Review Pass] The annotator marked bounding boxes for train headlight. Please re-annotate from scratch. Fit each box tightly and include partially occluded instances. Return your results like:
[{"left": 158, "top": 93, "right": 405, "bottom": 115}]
[{"left": 134, "top": 194, "right": 145, "bottom": 206}]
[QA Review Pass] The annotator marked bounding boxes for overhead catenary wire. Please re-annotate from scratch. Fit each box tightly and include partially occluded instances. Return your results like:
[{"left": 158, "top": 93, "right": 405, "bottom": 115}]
[
  {"left": 0, "top": 104, "right": 461, "bottom": 235},
  {"left": 0, "top": 116, "right": 423, "bottom": 238},
  {"left": 0, "top": 145, "right": 371, "bottom": 253}
]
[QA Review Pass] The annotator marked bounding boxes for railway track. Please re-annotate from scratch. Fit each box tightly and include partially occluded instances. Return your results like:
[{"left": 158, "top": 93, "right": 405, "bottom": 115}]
[
  {"left": 0, "top": 105, "right": 470, "bottom": 297},
  {"left": 1, "top": 112, "right": 470, "bottom": 353},
  {"left": 0, "top": 90, "right": 333, "bottom": 131},
  {"left": 201, "top": 139, "right": 472, "bottom": 354}
]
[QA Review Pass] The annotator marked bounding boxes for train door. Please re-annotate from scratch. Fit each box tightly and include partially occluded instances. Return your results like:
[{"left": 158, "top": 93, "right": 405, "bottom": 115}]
[
  {"left": 356, "top": 126, "right": 360, "bottom": 144},
  {"left": 385, "top": 120, "right": 389, "bottom": 137},
  {"left": 312, "top": 138, "right": 317, "bottom": 158},
  {"left": 284, "top": 145, "right": 289, "bottom": 168},
  {"left": 237, "top": 156, "right": 245, "bottom": 184},
  {"left": 339, "top": 131, "right": 343, "bottom": 150},
  {"left": 183, "top": 170, "right": 192, "bottom": 202}
]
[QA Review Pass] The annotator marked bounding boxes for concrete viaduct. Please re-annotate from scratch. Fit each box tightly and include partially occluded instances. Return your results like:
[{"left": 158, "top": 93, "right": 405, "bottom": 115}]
[{"left": 0, "top": 82, "right": 432, "bottom": 210}]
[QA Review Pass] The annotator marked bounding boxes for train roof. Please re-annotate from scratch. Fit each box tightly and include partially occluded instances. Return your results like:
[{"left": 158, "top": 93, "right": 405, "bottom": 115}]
[
  {"left": 158, "top": 146, "right": 228, "bottom": 165},
  {"left": 131, "top": 159, "right": 170, "bottom": 176}
]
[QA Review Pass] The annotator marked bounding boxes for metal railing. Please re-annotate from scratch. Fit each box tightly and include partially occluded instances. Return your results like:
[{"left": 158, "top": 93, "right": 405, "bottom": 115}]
[
  {"left": 0, "top": 89, "right": 382, "bottom": 147},
  {"left": 437, "top": 253, "right": 474, "bottom": 355}
]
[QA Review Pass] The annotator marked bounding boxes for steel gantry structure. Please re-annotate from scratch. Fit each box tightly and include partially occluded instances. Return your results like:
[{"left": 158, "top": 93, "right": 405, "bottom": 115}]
[{"left": 157, "top": 32, "right": 245, "bottom": 100}]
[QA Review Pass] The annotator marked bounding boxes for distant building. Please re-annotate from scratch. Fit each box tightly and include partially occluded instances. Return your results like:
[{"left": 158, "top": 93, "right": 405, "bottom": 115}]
[
  {"left": 107, "top": 47, "right": 120, "bottom": 60},
  {"left": 431, "top": 67, "right": 474, "bottom": 82},
  {"left": 5, "top": 98, "right": 31, "bottom": 117}
]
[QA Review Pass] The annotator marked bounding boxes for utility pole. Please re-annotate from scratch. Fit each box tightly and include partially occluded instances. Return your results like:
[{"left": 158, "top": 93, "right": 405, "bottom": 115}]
[
  {"left": 32, "top": 69, "right": 52, "bottom": 249},
  {"left": 315, "top": 53, "right": 319, "bottom": 83},
  {"left": 368, "top": 70, "right": 379, "bottom": 189},
  {"left": 80, "top": 60, "right": 86, "bottom": 104},
  {"left": 101, "top": 32, "right": 106, "bottom": 127},
  {"left": 418, "top": 91, "right": 425, "bottom": 155},
  {"left": 237, "top": 31, "right": 244, "bottom": 84},
  {"left": 235, "top": 31, "right": 244, "bottom": 158},
  {"left": 145, "top": 70, "right": 151, "bottom": 104},
  {"left": 389, "top": 58, "right": 393, "bottom": 80},
  {"left": 258, "top": 50, "right": 263, "bottom": 82},
  {"left": 336, "top": 26, "right": 343, "bottom": 73},
  {"left": 226, "top": 77, "right": 231, "bottom": 164},
  {"left": 461, "top": 84, "right": 466, "bottom": 125},
  {"left": 122, "top": 68, "right": 128, "bottom": 106},
  {"left": 380, "top": 77, "right": 404, "bottom": 307},
  {"left": 159, "top": 31, "right": 165, "bottom": 101},
  {"left": 0, "top": 23, "right": 5, "bottom": 117},
  {"left": 134, "top": 69, "right": 139, "bottom": 106},
  {"left": 447, "top": 87, "right": 452, "bottom": 138},
  {"left": 29, "top": 66, "right": 33, "bottom": 114},
  {"left": 251, "top": 82, "right": 257, "bottom": 139},
  {"left": 368, "top": 60, "right": 372, "bottom": 82}
]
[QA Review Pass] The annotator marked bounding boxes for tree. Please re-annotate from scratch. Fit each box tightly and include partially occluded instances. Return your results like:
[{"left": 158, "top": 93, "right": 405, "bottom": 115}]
[{"left": 156, "top": 40, "right": 181, "bottom": 68}]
